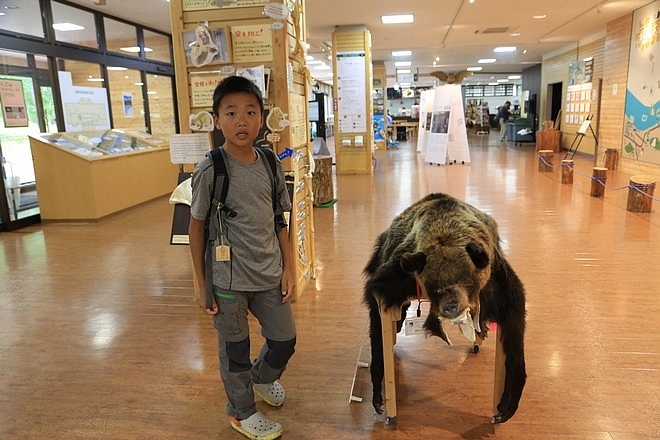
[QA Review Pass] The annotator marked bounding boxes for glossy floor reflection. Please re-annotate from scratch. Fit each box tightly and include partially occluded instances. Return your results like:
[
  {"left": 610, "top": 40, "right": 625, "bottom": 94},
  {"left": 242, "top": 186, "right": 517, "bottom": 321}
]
[{"left": 1, "top": 132, "right": 659, "bottom": 439}]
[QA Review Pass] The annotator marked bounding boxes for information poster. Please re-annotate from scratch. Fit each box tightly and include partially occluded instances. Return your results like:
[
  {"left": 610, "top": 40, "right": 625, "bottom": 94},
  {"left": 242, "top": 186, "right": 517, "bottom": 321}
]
[
  {"left": 623, "top": 0, "right": 660, "bottom": 165},
  {"left": 183, "top": 0, "right": 267, "bottom": 11},
  {"left": 0, "top": 79, "right": 28, "bottom": 127},
  {"left": 190, "top": 73, "right": 227, "bottom": 108},
  {"left": 169, "top": 133, "right": 211, "bottom": 164},
  {"left": 288, "top": 93, "right": 307, "bottom": 148},
  {"left": 336, "top": 51, "right": 367, "bottom": 134},
  {"left": 231, "top": 24, "right": 273, "bottom": 63},
  {"left": 58, "top": 71, "right": 110, "bottom": 131},
  {"left": 416, "top": 88, "right": 435, "bottom": 153},
  {"left": 425, "top": 85, "right": 470, "bottom": 165}
]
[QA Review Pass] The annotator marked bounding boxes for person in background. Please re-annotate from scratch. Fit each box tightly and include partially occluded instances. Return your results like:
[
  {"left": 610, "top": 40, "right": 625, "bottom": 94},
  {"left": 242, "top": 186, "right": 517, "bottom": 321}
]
[{"left": 497, "top": 101, "right": 512, "bottom": 142}]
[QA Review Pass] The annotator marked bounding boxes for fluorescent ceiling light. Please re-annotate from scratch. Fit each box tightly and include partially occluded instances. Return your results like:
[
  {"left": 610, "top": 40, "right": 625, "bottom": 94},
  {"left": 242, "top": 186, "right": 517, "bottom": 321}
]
[
  {"left": 120, "top": 46, "right": 153, "bottom": 53},
  {"left": 399, "top": 82, "right": 411, "bottom": 87},
  {"left": 497, "top": 79, "right": 509, "bottom": 82},
  {"left": 147, "top": 91, "right": 157, "bottom": 95},
  {"left": 52, "top": 23, "right": 85, "bottom": 31},
  {"left": 397, "top": 69, "right": 411, "bottom": 74},
  {"left": 494, "top": 46, "right": 516, "bottom": 53},
  {"left": 533, "top": 14, "right": 547, "bottom": 19},
  {"left": 87, "top": 78, "right": 104, "bottom": 82},
  {"left": 107, "top": 66, "right": 127, "bottom": 71},
  {"left": 392, "top": 50, "right": 412, "bottom": 57},
  {"left": 467, "top": 66, "right": 483, "bottom": 72},
  {"left": 478, "top": 58, "right": 496, "bottom": 64},
  {"left": 488, "top": 82, "right": 498, "bottom": 86},
  {"left": 394, "top": 61, "right": 411, "bottom": 67},
  {"left": 134, "top": 82, "right": 144, "bottom": 86},
  {"left": 381, "top": 14, "right": 414, "bottom": 24},
  {"left": 508, "top": 75, "right": 521, "bottom": 79}
]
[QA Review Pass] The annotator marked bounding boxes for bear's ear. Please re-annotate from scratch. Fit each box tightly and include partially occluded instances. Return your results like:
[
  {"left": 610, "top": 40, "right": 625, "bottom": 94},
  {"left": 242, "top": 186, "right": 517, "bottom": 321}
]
[
  {"left": 400, "top": 252, "right": 427, "bottom": 273},
  {"left": 465, "top": 243, "right": 489, "bottom": 269}
]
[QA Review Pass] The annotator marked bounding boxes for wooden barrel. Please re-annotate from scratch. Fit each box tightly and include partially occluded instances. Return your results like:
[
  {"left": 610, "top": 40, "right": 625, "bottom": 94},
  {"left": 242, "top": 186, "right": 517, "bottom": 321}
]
[
  {"left": 603, "top": 148, "right": 618, "bottom": 171},
  {"left": 590, "top": 167, "right": 608, "bottom": 197},
  {"left": 538, "top": 150, "right": 553, "bottom": 172},
  {"left": 561, "top": 160, "right": 574, "bottom": 184},
  {"left": 626, "top": 175, "right": 656, "bottom": 213}
]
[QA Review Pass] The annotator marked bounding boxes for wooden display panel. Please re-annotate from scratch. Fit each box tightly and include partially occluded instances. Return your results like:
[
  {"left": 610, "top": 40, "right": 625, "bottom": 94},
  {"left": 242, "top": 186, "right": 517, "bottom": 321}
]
[
  {"left": 169, "top": 0, "right": 316, "bottom": 300},
  {"left": 29, "top": 135, "right": 178, "bottom": 221},
  {"left": 332, "top": 28, "right": 374, "bottom": 174}
]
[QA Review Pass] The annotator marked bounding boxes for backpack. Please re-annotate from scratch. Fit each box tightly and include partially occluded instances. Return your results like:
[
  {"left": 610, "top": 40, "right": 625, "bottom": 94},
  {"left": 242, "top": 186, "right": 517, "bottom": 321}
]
[{"left": 202, "top": 146, "right": 287, "bottom": 308}]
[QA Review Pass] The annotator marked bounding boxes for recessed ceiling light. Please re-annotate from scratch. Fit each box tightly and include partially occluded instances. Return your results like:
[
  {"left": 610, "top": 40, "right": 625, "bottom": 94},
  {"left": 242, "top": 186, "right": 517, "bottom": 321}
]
[
  {"left": 381, "top": 14, "right": 414, "bottom": 24},
  {"left": 494, "top": 46, "right": 516, "bottom": 53},
  {"left": 467, "top": 66, "right": 483, "bottom": 72},
  {"left": 497, "top": 79, "right": 509, "bottom": 82},
  {"left": 392, "top": 50, "right": 412, "bottom": 57},
  {"left": 52, "top": 23, "right": 85, "bottom": 31},
  {"left": 478, "top": 58, "right": 496, "bottom": 64},
  {"left": 533, "top": 14, "right": 547, "bottom": 19},
  {"left": 508, "top": 75, "right": 521, "bottom": 80},
  {"left": 397, "top": 69, "right": 412, "bottom": 74},
  {"left": 394, "top": 61, "right": 411, "bottom": 67}
]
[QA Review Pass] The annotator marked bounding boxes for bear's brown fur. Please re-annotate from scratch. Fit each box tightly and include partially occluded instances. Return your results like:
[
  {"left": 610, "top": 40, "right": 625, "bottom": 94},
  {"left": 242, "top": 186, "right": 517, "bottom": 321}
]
[{"left": 363, "top": 193, "right": 526, "bottom": 424}]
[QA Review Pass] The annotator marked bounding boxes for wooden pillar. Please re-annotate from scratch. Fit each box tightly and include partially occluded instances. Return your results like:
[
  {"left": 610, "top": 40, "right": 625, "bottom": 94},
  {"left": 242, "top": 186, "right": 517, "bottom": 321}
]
[
  {"left": 538, "top": 150, "right": 553, "bottom": 172},
  {"left": 603, "top": 148, "right": 619, "bottom": 171},
  {"left": 561, "top": 160, "right": 574, "bottom": 184},
  {"left": 590, "top": 167, "right": 608, "bottom": 197},
  {"left": 626, "top": 175, "right": 656, "bottom": 213}
]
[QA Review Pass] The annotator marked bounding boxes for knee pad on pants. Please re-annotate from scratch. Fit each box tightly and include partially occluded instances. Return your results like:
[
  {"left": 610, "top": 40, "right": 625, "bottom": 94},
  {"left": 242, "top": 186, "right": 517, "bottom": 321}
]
[
  {"left": 265, "top": 337, "right": 296, "bottom": 370},
  {"left": 227, "top": 338, "right": 252, "bottom": 372}
]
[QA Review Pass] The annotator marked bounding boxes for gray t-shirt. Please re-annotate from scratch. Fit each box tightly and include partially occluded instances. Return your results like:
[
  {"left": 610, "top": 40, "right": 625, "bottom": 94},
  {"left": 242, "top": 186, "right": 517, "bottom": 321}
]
[{"left": 190, "top": 148, "right": 292, "bottom": 291}]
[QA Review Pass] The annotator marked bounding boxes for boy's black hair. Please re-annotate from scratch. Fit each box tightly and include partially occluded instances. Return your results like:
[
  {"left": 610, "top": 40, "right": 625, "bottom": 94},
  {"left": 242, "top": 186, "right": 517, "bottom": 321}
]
[{"left": 212, "top": 75, "right": 264, "bottom": 115}]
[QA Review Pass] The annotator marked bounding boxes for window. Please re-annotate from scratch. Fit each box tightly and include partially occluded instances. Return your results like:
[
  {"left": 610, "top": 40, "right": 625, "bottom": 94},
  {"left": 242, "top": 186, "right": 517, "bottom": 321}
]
[
  {"left": 104, "top": 18, "right": 138, "bottom": 56},
  {"left": 108, "top": 68, "right": 146, "bottom": 131},
  {"left": 52, "top": 1, "right": 98, "bottom": 49},
  {"left": 0, "top": 0, "right": 44, "bottom": 38},
  {"left": 146, "top": 73, "right": 175, "bottom": 136},
  {"left": 144, "top": 30, "right": 172, "bottom": 63}
]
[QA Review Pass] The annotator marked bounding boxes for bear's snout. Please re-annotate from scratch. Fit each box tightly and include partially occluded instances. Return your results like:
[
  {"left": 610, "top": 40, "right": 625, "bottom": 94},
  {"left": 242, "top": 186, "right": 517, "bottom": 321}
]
[
  {"left": 443, "top": 300, "right": 459, "bottom": 315},
  {"left": 434, "top": 285, "right": 470, "bottom": 319}
]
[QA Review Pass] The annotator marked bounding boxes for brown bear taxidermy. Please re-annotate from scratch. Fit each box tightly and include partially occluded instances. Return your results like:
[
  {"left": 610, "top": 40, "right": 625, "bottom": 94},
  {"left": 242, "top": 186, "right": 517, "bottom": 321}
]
[
  {"left": 363, "top": 193, "right": 526, "bottom": 424},
  {"left": 430, "top": 70, "right": 472, "bottom": 84}
]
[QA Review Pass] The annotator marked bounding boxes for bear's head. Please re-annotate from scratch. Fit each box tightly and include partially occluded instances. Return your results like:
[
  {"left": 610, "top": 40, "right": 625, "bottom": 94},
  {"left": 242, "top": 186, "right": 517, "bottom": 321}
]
[{"left": 400, "top": 241, "right": 491, "bottom": 321}]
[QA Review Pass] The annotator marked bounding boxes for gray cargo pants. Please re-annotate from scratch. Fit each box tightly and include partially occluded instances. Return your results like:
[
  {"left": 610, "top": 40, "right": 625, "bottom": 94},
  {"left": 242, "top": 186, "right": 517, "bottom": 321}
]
[{"left": 212, "top": 287, "right": 296, "bottom": 420}]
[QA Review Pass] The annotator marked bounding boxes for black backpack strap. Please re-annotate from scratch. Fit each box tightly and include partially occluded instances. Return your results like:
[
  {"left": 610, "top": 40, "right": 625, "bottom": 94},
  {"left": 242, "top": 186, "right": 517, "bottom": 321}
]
[
  {"left": 256, "top": 147, "right": 288, "bottom": 230},
  {"left": 209, "top": 147, "right": 236, "bottom": 218}
]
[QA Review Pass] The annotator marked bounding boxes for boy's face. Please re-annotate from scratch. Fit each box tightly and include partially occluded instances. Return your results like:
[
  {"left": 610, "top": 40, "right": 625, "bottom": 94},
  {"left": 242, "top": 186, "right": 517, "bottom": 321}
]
[{"left": 214, "top": 92, "right": 263, "bottom": 149}]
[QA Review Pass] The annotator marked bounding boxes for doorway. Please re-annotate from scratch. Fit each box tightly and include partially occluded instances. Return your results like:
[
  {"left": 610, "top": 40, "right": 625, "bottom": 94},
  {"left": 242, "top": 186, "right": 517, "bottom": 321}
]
[
  {"left": 0, "top": 53, "right": 54, "bottom": 231},
  {"left": 546, "top": 82, "right": 563, "bottom": 129}
]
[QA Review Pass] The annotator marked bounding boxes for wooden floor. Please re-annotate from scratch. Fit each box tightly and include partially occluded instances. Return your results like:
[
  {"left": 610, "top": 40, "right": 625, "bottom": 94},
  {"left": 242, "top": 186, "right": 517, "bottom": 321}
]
[{"left": 2, "top": 132, "right": 660, "bottom": 439}]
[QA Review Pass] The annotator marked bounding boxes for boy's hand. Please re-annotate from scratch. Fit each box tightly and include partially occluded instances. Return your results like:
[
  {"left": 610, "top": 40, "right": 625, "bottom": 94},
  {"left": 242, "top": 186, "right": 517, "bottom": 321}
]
[
  {"left": 200, "top": 301, "right": 218, "bottom": 315},
  {"left": 280, "top": 269, "right": 295, "bottom": 303}
]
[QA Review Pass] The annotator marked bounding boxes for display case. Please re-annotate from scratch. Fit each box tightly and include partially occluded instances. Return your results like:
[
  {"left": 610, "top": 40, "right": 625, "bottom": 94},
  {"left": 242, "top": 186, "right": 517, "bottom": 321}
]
[{"left": 29, "top": 129, "right": 179, "bottom": 221}]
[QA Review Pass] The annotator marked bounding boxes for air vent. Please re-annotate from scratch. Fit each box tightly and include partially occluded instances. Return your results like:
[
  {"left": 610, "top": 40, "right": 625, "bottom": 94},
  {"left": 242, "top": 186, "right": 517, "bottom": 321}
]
[{"left": 477, "top": 27, "right": 509, "bottom": 34}]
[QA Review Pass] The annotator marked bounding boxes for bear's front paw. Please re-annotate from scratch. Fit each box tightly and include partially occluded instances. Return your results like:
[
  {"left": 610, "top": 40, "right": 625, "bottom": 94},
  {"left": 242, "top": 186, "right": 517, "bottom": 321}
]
[{"left": 372, "top": 395, "right": 384, "bottom": 414}]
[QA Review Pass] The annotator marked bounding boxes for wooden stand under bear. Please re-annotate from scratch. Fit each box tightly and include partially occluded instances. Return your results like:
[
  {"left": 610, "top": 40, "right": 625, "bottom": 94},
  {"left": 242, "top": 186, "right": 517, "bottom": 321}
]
[
  {"left": 377, "top": 298, "right": 505, "bottom": 422},
  {"left": 590, "top": 167, "right": 608, "bottom": 197},
  {"left": 626, "top": 175, "right": 656, "bottom": 213}
]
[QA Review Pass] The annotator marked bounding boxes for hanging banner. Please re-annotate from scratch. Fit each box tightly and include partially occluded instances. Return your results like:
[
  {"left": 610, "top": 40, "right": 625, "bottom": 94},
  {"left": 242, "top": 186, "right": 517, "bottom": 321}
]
[{"left": 0, "top": 79, "right": 28, "bottom": 128}]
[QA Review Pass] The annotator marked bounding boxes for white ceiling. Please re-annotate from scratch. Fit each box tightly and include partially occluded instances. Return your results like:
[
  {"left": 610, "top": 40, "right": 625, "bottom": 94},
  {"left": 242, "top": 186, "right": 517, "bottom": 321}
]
[{"left": 26, "top": 0, "right": 655, "bottom": 86}]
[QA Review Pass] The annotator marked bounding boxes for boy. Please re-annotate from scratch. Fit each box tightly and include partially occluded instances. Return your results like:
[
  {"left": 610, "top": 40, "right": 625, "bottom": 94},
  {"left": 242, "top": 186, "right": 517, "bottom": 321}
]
[{"left": 188, "top": 75, "right": 296, "bottom": 440}]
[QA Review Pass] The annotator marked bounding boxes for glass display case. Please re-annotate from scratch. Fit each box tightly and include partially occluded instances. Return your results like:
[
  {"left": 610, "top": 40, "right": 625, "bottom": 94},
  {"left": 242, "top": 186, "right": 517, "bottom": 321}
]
[
  {"left": 40, "top": 129, "right": 167, "bottom": 158},
  {"left": 29, "top": 129, "right": 177, "bottom": 220}
]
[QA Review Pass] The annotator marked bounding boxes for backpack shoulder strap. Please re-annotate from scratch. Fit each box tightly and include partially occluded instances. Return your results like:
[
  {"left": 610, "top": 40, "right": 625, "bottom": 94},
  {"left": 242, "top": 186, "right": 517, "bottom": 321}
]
[
  {"left": 209, "top": 147, "right": 236, "bottom": 218},
  {"left": 256, "top": 147, "right": 288, "bottom": 230}
]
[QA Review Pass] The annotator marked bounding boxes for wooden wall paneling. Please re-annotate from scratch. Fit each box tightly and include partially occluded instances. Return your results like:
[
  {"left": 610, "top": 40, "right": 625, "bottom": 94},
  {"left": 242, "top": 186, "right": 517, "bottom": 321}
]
[{"left": 601, "top": 14, "right": 633, "bottom": 169}]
